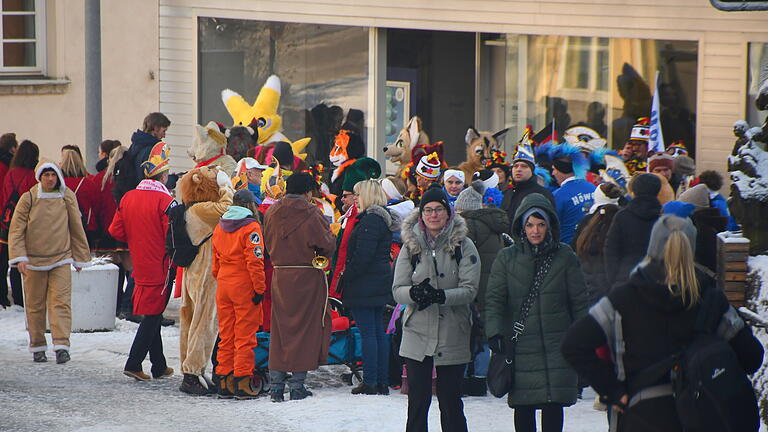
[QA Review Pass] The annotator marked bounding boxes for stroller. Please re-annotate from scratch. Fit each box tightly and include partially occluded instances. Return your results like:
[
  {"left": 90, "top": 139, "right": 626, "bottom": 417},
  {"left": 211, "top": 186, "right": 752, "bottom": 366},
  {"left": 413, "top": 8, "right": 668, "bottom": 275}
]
[{"left": 252, "top": 297, "right": 364, "bottom": 393}]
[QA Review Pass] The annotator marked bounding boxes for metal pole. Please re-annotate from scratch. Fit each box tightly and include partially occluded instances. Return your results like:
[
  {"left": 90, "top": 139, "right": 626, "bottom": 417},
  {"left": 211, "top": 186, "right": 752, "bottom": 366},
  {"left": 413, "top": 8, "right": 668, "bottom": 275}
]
[{"left": 84, "top": 0, "right": 102, "bottom": 172}]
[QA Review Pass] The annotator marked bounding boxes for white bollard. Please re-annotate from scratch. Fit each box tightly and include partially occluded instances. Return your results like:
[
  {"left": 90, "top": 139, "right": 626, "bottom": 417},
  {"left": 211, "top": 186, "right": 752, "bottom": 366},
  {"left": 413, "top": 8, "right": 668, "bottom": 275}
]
[{"left": 71, "top": 262, "right": 119, "bottom": 332}]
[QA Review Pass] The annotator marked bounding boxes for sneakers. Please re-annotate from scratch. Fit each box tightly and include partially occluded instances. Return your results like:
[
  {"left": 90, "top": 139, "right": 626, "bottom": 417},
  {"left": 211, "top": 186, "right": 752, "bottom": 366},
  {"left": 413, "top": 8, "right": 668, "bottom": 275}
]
[
  {"left": 234, "top": 376, "right": 261, "bottom": 400},
  {"left": 289, "top": 386, "right": 313, "bottom": 401},
  {"left": 216, "top": 373, "right": 234, "bottom": 399},
  {"left": 55, "top": 350, "right": 70, "bottom": 364},
  {"left": 124, "top": 370, "right": 151, "bottom": 381},
  {"left": 377, "top": 384, "right": 390, "bottom": 395},
  {"left": 351, "top": 383, "right": 378, "bottom": 395},
  {"left": 33, "top": 351, "right": 47, "bottom": 363},
  {"left": 152, "top": 367, "right": 174, "bottom": 379},
  {"left": 179, "top": 373, "right": 212, "bottom": 396}
]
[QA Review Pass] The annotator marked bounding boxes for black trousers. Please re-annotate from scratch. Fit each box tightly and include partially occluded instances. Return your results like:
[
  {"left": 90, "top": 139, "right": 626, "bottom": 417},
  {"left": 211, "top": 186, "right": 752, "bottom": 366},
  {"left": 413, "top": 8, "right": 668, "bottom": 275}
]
[
  {"left": 405, "top": 356, "right": 467, "bottom": 432},
  {"left": 124, "top": 314, "right": 167, "bottom": 376},
  {"left": 0, "top": 246, "right": 23, "bottom": 306},
  {"left": 514, "top": 404, "right": 564, "bottom": 432}
]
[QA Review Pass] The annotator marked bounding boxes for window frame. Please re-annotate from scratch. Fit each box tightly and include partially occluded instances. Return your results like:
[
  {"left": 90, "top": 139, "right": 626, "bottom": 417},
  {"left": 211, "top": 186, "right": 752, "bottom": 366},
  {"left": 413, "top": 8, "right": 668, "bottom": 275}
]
[{"left": 0, "top": 0, "right": 46, "bottom": 75}]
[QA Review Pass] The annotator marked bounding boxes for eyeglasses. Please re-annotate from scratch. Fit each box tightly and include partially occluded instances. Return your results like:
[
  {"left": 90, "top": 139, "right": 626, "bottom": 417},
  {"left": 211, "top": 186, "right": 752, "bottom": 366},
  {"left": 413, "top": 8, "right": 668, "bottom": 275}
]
[
  {"left": 422, "top": 207, "right": 447, "bottom": 216},
  {"left": 342, "top": 193, "right": 355, "bottom": 198}
]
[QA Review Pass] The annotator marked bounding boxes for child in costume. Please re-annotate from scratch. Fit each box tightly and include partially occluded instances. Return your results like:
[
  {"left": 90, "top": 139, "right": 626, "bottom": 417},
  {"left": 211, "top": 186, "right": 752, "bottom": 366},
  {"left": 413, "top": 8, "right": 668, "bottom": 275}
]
[{"left": 212, "top": 189, "right": 266, "bottom": 399}]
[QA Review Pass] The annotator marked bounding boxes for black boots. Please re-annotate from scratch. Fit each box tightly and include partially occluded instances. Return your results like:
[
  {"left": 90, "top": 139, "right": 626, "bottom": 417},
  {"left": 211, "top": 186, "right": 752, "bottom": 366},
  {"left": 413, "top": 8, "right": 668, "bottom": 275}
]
[
  {"left": 351, "top": 382, "right": 378, "bottom": 395},
  {"left": 289, "top": 386, "right": 313, "bottom": 401},
  {"left": 33, "top": 351, "right": 47, "bottom": 363},
  {"left": 179, "top": 373, "right": 212, "bottom": 396},
  {"left": 55, "top": 350, "right": 70, "bottom": 364}
]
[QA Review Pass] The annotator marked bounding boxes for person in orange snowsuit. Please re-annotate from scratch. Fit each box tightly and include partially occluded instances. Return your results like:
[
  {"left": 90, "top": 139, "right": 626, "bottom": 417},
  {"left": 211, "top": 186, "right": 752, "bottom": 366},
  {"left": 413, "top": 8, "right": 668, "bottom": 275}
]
[{"left": 211, "top": 189, "right": 266, "bottom": 399}]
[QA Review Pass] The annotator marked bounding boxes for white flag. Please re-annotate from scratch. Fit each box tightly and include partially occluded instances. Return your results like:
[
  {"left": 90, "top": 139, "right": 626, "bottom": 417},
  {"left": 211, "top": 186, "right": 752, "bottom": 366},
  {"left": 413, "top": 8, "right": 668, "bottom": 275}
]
[{"left": 649, "top": 71, "right": 665, "bottom": 154}]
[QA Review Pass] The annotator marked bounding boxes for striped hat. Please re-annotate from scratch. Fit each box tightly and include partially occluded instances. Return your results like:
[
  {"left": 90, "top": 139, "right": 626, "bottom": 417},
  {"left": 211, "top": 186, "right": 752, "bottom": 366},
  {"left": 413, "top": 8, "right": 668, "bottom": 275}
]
[
  {"left": 415, "top": 152, "right": 441, "bottom": 180},
  {"left": 629, "top": 117, "right": 650, "bottom": 142},
  {"left": 141, "top": 142, "right": 170, "bottom": 178}
]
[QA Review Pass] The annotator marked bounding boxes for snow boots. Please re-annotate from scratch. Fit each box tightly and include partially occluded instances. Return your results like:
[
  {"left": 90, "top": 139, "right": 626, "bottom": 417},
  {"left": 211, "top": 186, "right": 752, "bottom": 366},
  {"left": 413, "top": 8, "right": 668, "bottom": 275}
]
[
  {"left": 270, "top": 384, "right": 285, "bottom": 403},
  {"left": 179, "top": 373, "right": 213, "bottom": 396},
  {"left": 289, "top": 386, "right": 313, "bottom": 401},
  {"left": 123, "top": 370, "right": 151, "bottom": 381},
  {"left": 215, "top": 373, "right": 234, "bottom": 399},
  {"left": 55, "top": 349, "right": 70, "bottom": 364},
  {"left": 33, "top": 351, "right": 47, "bottom": 363},
  {"left": 152, "top": 367, "right": 174, "bottom": 379},
  {"left": 234, "top": 376, "right": 260, "bottom": 400},
  {"left": 351, "top": 383, "right": 377, "bottom": 395}
]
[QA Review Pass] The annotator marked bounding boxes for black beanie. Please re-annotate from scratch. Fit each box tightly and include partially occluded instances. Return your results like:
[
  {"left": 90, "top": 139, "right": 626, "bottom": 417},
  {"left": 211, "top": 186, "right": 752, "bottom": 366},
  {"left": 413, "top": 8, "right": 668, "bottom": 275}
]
[
  {"left": 552, "top": 158, "right": 573, "bottom": 174},
  {"left": 632, "top": 173, "right": 662, "bottom": 197},
  {"left": 286, "top": 172, "right": 316, "bottom": 195},
  {"left": 419, "top": 184, "right": 451, "bottom": 216},
  {"left": 273, "top": 141, "right": 294, "bottom": 167}
]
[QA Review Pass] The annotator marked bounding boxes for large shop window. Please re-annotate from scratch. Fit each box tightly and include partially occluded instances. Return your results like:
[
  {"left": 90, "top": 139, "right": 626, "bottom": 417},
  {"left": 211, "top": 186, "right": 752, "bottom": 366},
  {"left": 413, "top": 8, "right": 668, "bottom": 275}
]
[
  {"left": 479, "top": 35, "right": 698, "bottom": 157},
  {"left": 198, "top": 18, "right": 369, "bottom": 165},
  {"left": 747, "top": 43, "right": 767, "bottom": 128},
  {"left": 0, "top": 0, "right": 45, "bottom": 74}
]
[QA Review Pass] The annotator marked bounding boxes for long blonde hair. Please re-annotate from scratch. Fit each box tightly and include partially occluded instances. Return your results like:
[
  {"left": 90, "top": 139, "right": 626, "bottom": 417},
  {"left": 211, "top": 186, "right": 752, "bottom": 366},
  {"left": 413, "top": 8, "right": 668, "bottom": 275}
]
[
  {"left": 662, "top": 230, "right": 700, "bottom": 308},
  {"left": 102, "top": 146, "right": 127, "bottom": 190},
  {"left": 60, "top": 148, "right": 88, "bottom": 177},
  {"left": 354, "top": 179, "right": 387, "bottom": 211}
]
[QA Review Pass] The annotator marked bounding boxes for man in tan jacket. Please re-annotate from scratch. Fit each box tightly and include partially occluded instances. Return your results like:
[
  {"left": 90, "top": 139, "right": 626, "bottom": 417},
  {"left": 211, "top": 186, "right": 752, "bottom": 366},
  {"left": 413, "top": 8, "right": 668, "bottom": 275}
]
[{"left": 8, "top": 161, "right": 90, "bottom": 364}]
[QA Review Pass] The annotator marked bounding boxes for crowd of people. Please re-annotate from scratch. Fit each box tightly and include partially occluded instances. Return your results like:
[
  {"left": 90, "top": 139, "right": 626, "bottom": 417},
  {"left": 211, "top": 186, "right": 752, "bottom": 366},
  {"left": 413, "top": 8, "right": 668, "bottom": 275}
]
[{"left": 0, "top": 110, "right": 764, "bottom": 432}]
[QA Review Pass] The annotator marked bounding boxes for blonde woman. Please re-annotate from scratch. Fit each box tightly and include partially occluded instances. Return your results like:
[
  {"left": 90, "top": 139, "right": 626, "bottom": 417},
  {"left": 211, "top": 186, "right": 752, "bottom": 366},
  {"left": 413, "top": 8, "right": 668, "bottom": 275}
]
[
  {"left": 340, "top": 179, "right": 401, "bottom": 395},
  {"left": 562, "top": 215, "right": 764, "bottom": 431},
  {"left": 60, "top": 148, "right": 100, "bottom": 248}
]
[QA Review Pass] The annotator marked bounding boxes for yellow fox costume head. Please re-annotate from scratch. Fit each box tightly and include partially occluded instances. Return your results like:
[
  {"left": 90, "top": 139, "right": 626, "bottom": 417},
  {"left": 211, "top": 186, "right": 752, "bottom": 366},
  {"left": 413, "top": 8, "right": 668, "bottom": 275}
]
[{"left": 221, "top": 75, "right": 283, "bottom": 145}]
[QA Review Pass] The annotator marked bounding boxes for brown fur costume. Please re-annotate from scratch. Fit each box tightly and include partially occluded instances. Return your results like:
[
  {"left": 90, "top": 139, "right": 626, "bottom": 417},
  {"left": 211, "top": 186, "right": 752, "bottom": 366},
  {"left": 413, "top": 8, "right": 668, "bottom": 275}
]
[
  {"left": 178, "top": 166, "right": 233, "bottom": 378},
  {"left": 458, "top": 127, "right": 509, "bottom": 181}
]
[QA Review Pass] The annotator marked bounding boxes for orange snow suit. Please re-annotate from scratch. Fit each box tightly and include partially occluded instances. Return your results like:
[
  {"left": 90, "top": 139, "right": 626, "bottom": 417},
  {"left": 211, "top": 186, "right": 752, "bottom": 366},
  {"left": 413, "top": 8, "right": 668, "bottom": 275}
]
[{"left": 212, "top": 214, "right": 266, "bottom": 377}]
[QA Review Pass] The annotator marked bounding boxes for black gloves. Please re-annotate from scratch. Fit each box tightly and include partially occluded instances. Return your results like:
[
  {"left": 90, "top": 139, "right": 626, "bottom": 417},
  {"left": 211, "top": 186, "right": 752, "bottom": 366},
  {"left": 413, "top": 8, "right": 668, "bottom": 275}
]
[
  {"left": 410, "top": 278, "right": 445, "bottom": 311},
  {"left": 488, "top": 335, "right": 504, "bottom": 355},
  {"left": 252, "top": 293, "right": 264, "bottom": 305}
]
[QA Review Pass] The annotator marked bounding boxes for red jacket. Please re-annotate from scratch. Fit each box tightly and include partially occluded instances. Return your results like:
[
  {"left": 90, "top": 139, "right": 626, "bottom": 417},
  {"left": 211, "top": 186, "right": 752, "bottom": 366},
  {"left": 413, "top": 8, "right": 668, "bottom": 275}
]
[
  {"left": 0, "top": 167, "right": 37, "bottom": 213},
  {"left": 109, "top": 180, "right": 175, "bottom": 315},
  {"left": 64, "top": 176, "right": 100, "bottom": 233},
  {"left": 88, "top": 171, "right": 122, "bottom": 251}
]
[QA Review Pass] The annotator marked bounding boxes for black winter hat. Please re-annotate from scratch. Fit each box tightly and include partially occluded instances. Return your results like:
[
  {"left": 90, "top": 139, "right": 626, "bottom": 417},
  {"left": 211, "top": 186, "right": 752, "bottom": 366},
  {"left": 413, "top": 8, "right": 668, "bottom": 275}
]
[
  {"left": 631, "top": 173, "right": 662, "bottom": 198},
  {"left": 272, "top": 141, "right": 294, "bottom": 167},
  {"left": 419, "top": 184, "right": 452, "bottom": 216},
  {"left": 286, "top": 172, "right": 316, "bottom": 195}
]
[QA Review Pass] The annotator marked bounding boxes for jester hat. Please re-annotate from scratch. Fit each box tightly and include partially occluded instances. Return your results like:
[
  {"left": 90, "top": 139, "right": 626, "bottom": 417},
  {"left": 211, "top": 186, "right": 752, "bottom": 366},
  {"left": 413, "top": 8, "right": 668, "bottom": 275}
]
[{"left": 142, "top": 142, "right": 170, "bottom": 178}]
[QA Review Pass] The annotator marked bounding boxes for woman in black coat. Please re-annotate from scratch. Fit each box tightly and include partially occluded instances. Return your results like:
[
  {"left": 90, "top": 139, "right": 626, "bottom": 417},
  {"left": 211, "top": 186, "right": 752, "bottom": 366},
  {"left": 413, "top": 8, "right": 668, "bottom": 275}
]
[
  {"left": 342, "top": 179, "right": 400, "bottom": 395},
  {"left": 603, "top": 174, "right": 662, "bottom": 290},
  {"left": 562, "top": 215, "right": 764, "bottom": 432}
]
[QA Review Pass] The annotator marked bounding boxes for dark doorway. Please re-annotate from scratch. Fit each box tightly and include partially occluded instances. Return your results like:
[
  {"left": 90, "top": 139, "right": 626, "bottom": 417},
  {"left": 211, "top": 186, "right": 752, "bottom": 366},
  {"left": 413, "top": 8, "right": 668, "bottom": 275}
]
[{"left": 387, "top": 29, "right": 476, "bottom": 166}]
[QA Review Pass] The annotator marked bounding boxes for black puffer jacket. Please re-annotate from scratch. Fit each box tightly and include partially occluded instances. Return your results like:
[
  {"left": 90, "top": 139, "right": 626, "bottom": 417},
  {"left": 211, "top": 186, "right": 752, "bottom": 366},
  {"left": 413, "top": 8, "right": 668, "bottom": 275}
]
[
  {"left": 461, "top": 207, "right": 508, "bottom": 316},
  {"left": 562, "top": 263, "right": 764, "bottom": 432},
  {"left": 691, "top": 207, "right": 727, "bottom": 272},
  {"left": 501, "top": 176, "right": 555, "bottom": 231},
  {"left": 604, "top": 196, "right": 661, "bottom": 289},
  {"left": 342, "top": 205, "right": 400, "bottom": 308}
]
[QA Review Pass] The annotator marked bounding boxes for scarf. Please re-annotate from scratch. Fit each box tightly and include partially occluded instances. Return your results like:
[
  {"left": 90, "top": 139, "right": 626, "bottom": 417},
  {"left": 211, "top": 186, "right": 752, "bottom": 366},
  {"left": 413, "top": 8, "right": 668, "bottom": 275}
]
[{"left": 136, "top": 179, "right": 172, "bottom": 196}]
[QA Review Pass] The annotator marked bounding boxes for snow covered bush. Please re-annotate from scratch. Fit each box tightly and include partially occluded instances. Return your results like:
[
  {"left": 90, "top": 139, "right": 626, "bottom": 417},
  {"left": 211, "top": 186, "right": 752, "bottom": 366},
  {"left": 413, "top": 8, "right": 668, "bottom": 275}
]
[{"left": 747, "top": 256, "right": 768, "bottom": 427}]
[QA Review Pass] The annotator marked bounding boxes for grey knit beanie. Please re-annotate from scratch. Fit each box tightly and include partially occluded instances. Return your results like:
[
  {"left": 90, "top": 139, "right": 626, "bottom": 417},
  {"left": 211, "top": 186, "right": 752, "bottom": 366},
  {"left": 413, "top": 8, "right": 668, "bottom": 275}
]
[
  {"left": 674, "top": 155, "right": 696, "bottom": 176},
  {"left": 678, "top": 184, "right": 710, "bottom": 208},
  {"left": 646, "top": 214, "right": 697, "bottom": 261},
  {"left": 454, "top": 180, "right": 484, "bottom": 211}
]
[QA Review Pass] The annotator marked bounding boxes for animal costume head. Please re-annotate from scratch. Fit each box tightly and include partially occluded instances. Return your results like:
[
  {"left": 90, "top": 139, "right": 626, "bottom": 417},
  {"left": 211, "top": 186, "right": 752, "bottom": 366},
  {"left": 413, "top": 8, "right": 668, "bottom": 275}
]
[
  {"left": 459, "top": 127, "right": 509, "bottom": 181},
  {"left": 221, "top": 75, "right": 282, "bottom": 144},
  {"left": 189, "top": 121, "right": 238, "bottom": 176},
  {"left": 383, "top": 116, "right": 430, "bottom": 174},
  {"left": 330, "top": 129, "right": 365, "bottom": 168},
  {"left": 225, "top": 125, "right": 257, "bottom": 162},
  {"left": 179, "top": 166, "right": 221, "bottom": 205},
  {"left": 261, "top": 157, "right": 287, "bottom": 200},
  {"left": 562, "top": 126, "right": 607, "bottom": 152}
]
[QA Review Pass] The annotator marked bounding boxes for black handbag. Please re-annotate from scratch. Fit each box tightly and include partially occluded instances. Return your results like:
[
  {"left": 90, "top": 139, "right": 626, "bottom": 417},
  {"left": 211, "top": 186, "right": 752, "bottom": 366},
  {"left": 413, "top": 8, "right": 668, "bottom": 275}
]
[{"left": 487, "top": 267, "right": 544, "bottom": 398}]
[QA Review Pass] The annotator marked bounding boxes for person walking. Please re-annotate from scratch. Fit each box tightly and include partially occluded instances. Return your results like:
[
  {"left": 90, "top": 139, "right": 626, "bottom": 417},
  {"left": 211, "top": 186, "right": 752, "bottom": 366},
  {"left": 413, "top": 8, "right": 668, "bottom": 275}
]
[
  {"left": 8, "top": 161, "right": 91, "bottom": 363},
  {"left": 604, "top": 173, "right": 662, "bottom": 290},
  {"left": 392, "top": 185, "right": 481, "bottom": 432},
  {"left": 340, "top": 179, "right": 400, "bottom": 395},
  {"left": 263, "top": 172, "right": 337, "bottom": 402},
  {"left": 110, "top": 142, "right": 176, "bottom": 381},
  {"left": 484, "top": 193, "right": 590, "bottom": 432},
  {"left": 562, "top": 215, "right": 764, "bottom": 432},
  {"left": 1, "top": 140, "right": 41, "bottom": 307}
]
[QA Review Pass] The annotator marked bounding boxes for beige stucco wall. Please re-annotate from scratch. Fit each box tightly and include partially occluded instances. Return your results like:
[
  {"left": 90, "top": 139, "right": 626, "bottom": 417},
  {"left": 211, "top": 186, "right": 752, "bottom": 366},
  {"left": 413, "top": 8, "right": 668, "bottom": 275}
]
[{"left": 0, "top": 0, "right": 159, "bottom": 166}]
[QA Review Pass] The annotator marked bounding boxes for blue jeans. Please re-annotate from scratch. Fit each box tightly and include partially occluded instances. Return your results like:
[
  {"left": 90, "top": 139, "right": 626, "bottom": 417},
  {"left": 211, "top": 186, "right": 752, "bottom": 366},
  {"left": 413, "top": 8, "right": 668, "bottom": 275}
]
[{"left": 351, "top": 306, "right": 389, "bottom": 386}]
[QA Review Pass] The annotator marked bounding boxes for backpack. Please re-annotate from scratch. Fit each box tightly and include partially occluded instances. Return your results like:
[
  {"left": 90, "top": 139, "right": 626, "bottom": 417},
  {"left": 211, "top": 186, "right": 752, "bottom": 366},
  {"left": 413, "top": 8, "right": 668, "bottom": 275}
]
[
  {"left": 165, "top": 204, "right": 211, "bottom": 268},
  {"left": 112, "top": 151, "right": 139, "bottom": 203},
  {"left": 409, "top": 245, "right": 463, "bottom": 270}
]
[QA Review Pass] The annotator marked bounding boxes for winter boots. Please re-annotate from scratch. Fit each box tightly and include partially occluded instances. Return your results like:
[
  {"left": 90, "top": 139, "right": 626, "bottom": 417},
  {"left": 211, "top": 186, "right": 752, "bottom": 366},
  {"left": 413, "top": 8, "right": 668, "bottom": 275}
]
[
  {"left": 215, "top": 373, "right": 234, "bottom": 399},
  {"left": 33, "top": 351, "right": 47, "bottom": 363},
  {"left": 55, "top": 349, "right": 70, "bottom": 364},
  {"left": 351, "top": 383, "right": 378, "bottom": 395},
  {"left": 234, "top": 376, "right": 261, "bottom": 400},
  {"left": 153, "top": 367, "right": 174, "bottom": 379},
  {"left": 179, "top": 373, "right": 213, "bottom": 396},
  {"left": 270, "top": 384, "right": 285, "bottom": 403},
  {"left": 123, "top": 370, "right": 151, "bottom": 381},
  {"left": 289, "top": 386, "right": 313, "bottom": 401}
]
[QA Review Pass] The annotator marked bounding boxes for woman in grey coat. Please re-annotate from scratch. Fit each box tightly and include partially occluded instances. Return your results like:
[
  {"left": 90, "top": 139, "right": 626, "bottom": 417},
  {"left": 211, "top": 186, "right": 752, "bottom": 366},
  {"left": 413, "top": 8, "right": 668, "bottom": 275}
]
[{"left": 392, "top": 185, "right": 481, "bottom": 432}]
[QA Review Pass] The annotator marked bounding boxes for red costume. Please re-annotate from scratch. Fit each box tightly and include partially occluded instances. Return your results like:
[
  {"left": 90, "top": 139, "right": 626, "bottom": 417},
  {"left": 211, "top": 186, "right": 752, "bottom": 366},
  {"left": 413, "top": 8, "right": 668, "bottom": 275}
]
[
  {"left": 109, "top": 180, "right": 175, "bottom": 315},
  {"left": 88, "top": 171, "right": 125, "bottom": 253},
  {"left": 64, "top": 176, "right": 100, "bottom": 235}
]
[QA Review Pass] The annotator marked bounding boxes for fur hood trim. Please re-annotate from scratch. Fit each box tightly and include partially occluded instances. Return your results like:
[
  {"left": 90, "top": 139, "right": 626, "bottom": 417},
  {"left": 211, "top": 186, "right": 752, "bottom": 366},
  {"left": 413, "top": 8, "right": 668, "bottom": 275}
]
[
  {"left": 401, "top": 209, "right": 468, "bottom": 255},
  {"left": 363, "top": 205, "right": 401, "bottom": 232}
]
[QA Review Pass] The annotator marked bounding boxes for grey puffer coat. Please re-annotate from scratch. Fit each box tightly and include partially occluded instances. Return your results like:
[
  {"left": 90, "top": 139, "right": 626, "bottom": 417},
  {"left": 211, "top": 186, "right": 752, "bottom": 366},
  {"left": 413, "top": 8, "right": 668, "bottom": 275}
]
[
  {"left": 485, "top": 193, "right": 590, "bottom": 407},
  {"left": 392, "top": 211, "right": 481, "bottom": 366}
]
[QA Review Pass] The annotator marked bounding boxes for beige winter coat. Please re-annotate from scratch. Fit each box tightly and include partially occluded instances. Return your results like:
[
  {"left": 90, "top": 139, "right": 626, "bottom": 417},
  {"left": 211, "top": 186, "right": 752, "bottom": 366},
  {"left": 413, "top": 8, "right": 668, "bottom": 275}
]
[{"left": 8, "top": 162, "right": 90, "bottom": 271}]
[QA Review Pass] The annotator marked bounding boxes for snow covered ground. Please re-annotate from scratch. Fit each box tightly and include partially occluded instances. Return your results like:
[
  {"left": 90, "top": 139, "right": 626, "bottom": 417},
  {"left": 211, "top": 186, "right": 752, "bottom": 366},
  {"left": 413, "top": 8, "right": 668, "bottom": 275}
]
[{"left": 0, "top": 302, "right": 607, "bottom": 432}]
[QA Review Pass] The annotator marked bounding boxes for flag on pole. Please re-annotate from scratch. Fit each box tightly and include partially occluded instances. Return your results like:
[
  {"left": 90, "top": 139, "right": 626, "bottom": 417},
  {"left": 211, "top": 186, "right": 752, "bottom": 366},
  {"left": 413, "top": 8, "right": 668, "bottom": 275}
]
[{"left": 649, "top": 71, "right": 665, "bottom": 154}]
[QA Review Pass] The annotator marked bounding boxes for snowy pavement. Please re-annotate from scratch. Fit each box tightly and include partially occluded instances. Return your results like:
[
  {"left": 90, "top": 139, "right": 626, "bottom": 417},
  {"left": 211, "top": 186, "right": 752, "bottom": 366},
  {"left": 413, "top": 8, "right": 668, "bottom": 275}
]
[{"left": 0, "top": 303, "right": 608, "bottom": 432}]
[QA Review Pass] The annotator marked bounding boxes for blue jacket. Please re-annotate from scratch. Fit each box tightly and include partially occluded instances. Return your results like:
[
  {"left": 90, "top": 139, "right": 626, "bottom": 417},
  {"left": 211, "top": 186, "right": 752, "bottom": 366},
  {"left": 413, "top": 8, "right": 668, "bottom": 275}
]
[
  {"left": 342, "top": 205, "right": 400, "bottom": 308},
  {"left": 553, "top": 178, "right": 595, "bottom": 244},
  {"left": 710, "top": 193, "right": 739, "bottom": 231}
]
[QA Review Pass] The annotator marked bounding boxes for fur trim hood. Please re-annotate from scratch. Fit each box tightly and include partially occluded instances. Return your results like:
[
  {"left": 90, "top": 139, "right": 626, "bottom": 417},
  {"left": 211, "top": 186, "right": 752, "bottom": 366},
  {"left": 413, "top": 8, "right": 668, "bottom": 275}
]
[
  {"left": 361, "top": 205, "right": 401, "bottom": 232},
  {"left": 401, "top": 208, "right": 469, "bottom": 255}
]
